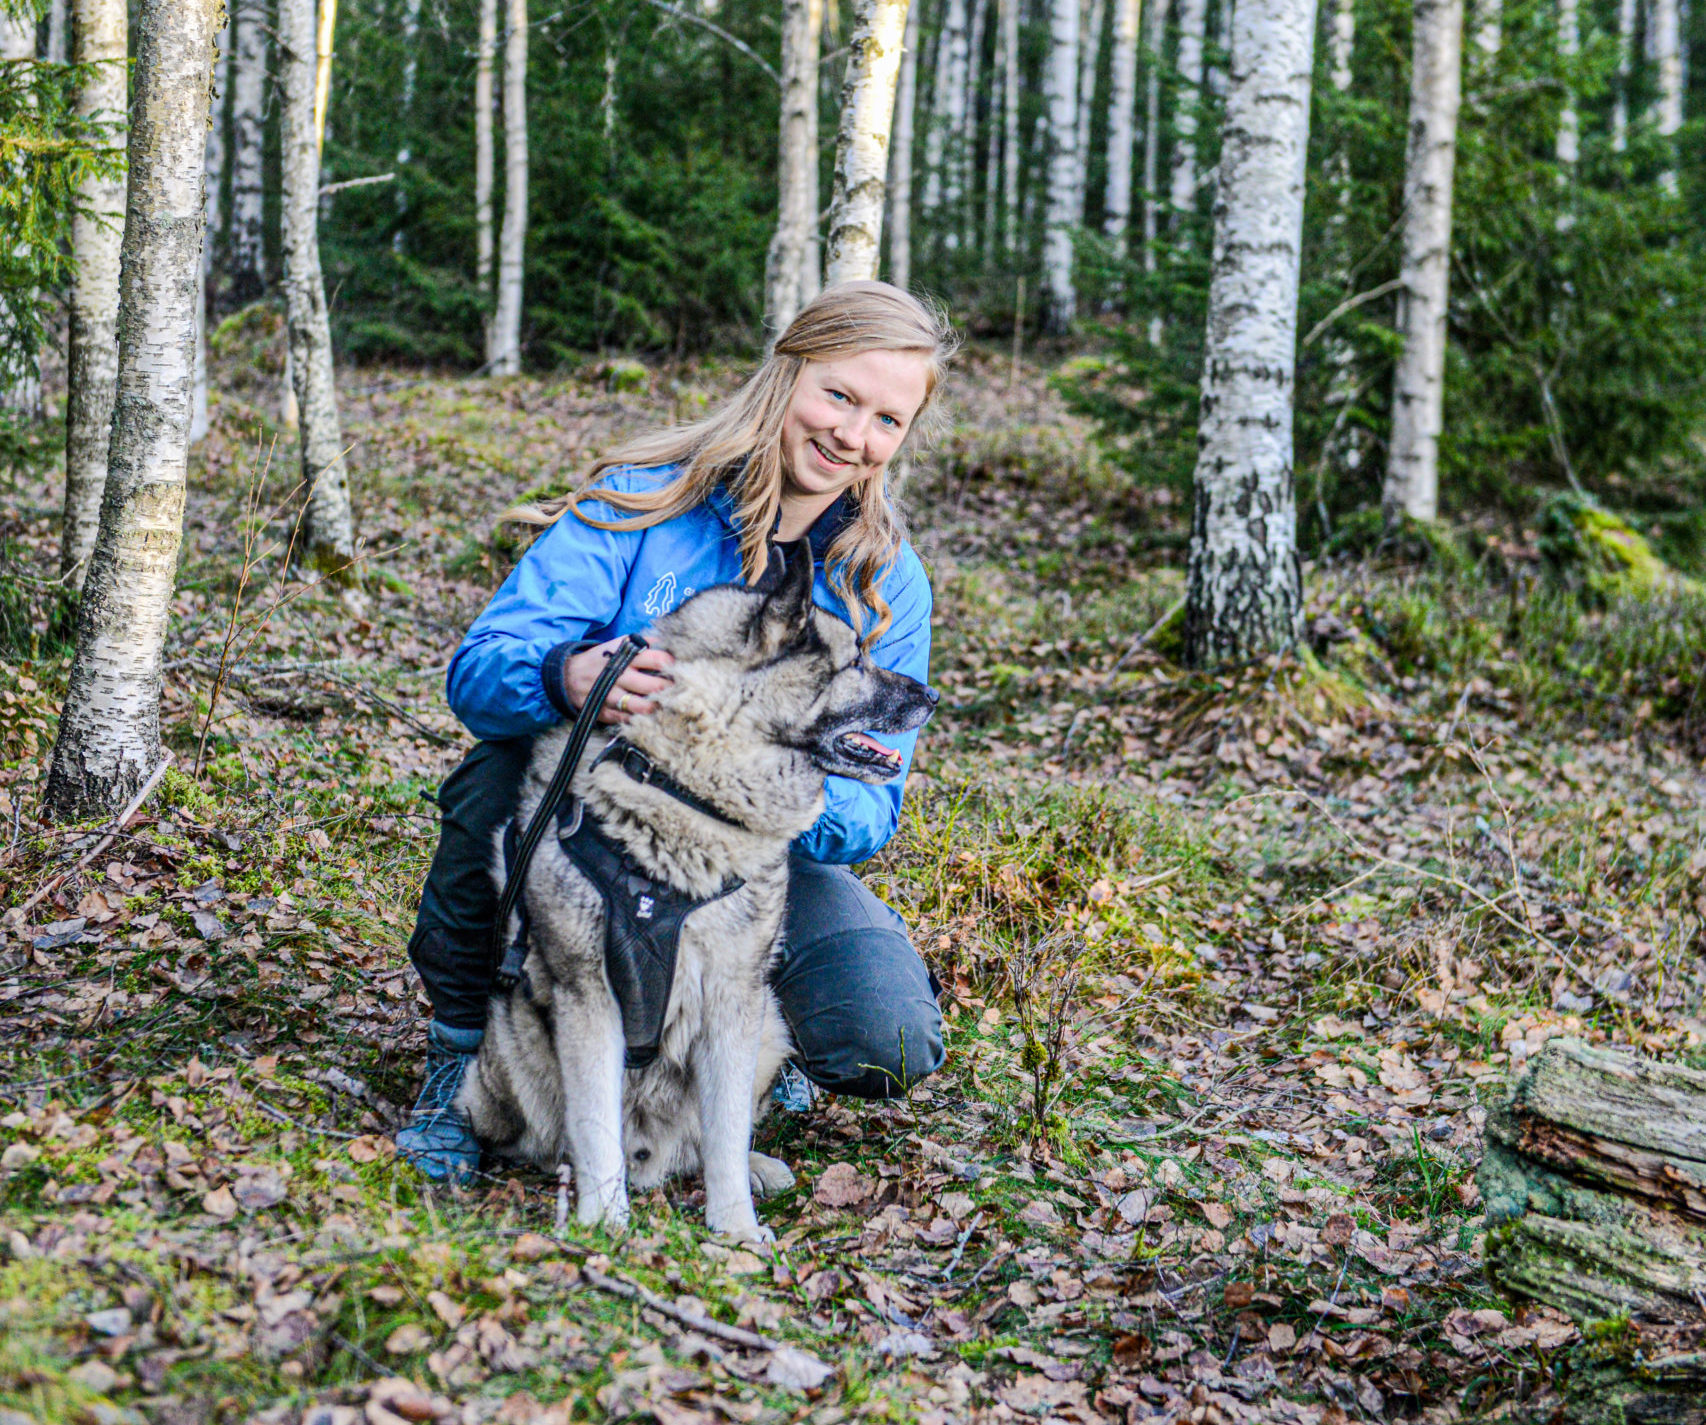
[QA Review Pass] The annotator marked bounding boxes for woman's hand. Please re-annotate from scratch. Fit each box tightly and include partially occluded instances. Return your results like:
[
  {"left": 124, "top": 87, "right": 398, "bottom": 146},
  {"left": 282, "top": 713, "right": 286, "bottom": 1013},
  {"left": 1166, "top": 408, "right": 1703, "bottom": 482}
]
[{"left": 564, "top": 638, "right": 676, "bottom": 725}]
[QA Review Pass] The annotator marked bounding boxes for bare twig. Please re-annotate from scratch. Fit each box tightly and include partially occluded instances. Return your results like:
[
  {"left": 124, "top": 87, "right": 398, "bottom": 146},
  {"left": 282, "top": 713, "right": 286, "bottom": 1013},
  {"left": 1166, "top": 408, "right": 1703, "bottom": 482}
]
[
  {"left": 582, "top": 1266, "right": 780, "bottom": 1351},
  {"left": 15, "top": 754, "right": 174, "bottom": 917},
  {"left": 319, "top": 171, "right": 395, "bottom": 196},
  {"left": 637, "top": 0, "right": 778, "bottom": 84},
  {"left": 1300, "top": 278, "right": 1406, "bottom": 349}
]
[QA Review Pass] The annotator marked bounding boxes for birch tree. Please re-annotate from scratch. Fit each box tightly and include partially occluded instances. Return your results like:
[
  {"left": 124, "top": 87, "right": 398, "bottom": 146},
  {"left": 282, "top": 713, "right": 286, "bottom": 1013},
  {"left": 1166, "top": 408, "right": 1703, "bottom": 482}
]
[
  {"left": 1002, "top": 0, "right": 1021, "bottom": 252},
  {"left": 394, "top": 0, "right": 424, "bottom": 245},
  {"left": 229, "top": 0, "right": 269, "bottom": 303},
  {"left": 60, "top": 0, "right": 128, "bottom": 589},
  {"left": 1074, "top": 0, "right": 1106, "bottom": 220},
  {"left": 960, "top": 0, "right": 988, "bottom": 246},
  {"left": 1, "top": 11, "right": 41, "bottom": 421},
  {"left": 193, "top": 12, "right": 230, "bottom": 446},
  {"left": 1181, "top": 0, "right": 1314, "bottom": 668},
  {"left": 47, "top": 0, "right": 65, "bottom": 60},
  {"left": 826, "top": 0, "right": 911, "bottom": 284},
  {"left": 886, "top": 0, "right": 922, "bottom": 287},
  {"left": 981, "top": 0, "right": 1003, "bottom": 253},
  {"left": 280, "top": 0, "right": 356, "bottom": 564},
  {"left": 923, "top": 0, "right": 969, "bottom": 237},
  {"left": 1556, "top": 0, "right": 1577, "bottom": 167},
  {"left": 488, "top": 0, "right": 528, "bottom": 373},
  {"left": 1169, "top": 0, "right": 1209, "bottom": 226},
  {"left": 45, "top": 0, "right": 221, "bottom": 821},
  {"left": 1042, "top": 0, "right": 1081, "bottom": 331},
  {"left": 767, "top": 0, "right": 822, "bottom": 332},
  {"left": 1650, "top": 0, "right": 1681, "bottom": 190},
  {"left": 1383, "top": 0, "right": 1463, "bottom": 524},
  {"left": 1140, "top": 0, "right": 1164, "bottom": 285},
  {"left": 1612, "top": 0, "right": 1635, "bottom": 150},
  {"left": 1472, "top": 0, "right": 1499, "bottom": 59},
  {"left": 1103, "top": 0, "right": 1141, "bottom": 242},
  {"left": 475, "top": 0, "right": 495, "bottom": 337}
]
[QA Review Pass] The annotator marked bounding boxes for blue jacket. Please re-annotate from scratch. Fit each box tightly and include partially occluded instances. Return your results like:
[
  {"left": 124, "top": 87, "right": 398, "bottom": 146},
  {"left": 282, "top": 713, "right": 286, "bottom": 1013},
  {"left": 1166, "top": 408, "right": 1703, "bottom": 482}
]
[{"left": 445, "top": 465, "right": 933, "bottom": 865}]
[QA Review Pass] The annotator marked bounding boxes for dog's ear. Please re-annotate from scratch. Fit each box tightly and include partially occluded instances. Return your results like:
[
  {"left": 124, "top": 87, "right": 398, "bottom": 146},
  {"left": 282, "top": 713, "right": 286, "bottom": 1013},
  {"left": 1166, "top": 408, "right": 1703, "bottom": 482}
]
[{"left": 752, "top": 541, "right": 815, "bottom": 654}]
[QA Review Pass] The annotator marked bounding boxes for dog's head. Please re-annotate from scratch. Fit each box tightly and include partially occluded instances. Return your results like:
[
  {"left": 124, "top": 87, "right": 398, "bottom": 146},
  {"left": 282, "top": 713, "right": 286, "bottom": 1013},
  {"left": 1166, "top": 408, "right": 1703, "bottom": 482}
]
[{"left": 645, "top": 545, "right": 939, "bottom": 788}]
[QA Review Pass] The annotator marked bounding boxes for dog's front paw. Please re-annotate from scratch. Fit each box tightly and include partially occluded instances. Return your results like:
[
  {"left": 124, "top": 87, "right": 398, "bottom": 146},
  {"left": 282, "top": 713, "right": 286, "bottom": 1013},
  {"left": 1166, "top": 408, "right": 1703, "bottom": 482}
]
[
  {"left": 705, "top": 1203, "right": 772, "bottom": 1245},
  {"left": 748, "top": 1151, "right": 795, "bottom": 1199}
]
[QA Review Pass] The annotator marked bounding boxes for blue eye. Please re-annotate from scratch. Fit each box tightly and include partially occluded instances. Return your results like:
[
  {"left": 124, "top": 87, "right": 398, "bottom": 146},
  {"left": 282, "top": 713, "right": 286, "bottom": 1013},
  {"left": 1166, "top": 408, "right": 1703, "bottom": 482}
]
[
  {"left": 879, "top": 414, "right": 898, "bottom": 428},
  {"left": 828, "top": 389, "right": 849, "bottom": 402}
]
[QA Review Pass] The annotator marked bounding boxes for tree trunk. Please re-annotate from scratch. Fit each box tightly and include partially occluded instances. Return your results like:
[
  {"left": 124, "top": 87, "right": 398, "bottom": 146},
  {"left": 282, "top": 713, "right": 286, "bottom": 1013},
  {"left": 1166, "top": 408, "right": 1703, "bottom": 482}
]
[
  {"left": 1612, "top": 0, "right": 1634, "bottom": 151},
  {"left": 924, "top": 0, "right": 969, "bottom": 229},
  {"left": 1041, "top": 0, "right": 1081, "bottom": 332},
  {"left": 1140, "top": 0, "right": 1164, "bottom": 274},
  {"left": 1169, "top": 0, "right": 1208, "bottom": 228},
  {"left": 826, "top": 0, "right": 910, "bottom": 283},
  {"left": 44, "top": 0, "right": 220, "bottom": 823},
  {"left": 1002, "top": 0, "right": 1022, "bottom": 254},
  {"left": 393, "top": 0, "right": 423, "bottom": 248},
  {"left": 1322, "top": 0, "right": 1362, "bottom": 476},
  {"left": 47, "top": 0, "right": 67, "bottom": 62},
  {"left": 193, "top": 11, "right": 230, "bottom": 446},
  {"left": 1480, "top": 1039, "right": 1706, "bottom": 1421},
  {"left": 228, "top": 0, "right": 269, "bottom": 305},
  {"left": 1074, "top": 0, "right": 1106, "bottom": 221},
  {"left": 60, "top": 0, "right": 129, "bottom": 590},
  {"left": 1, "top": 14, "right": 42, "bottom": 421},
  {"left": 280, "top": 0, "right": 355, "bottom": 567},
  {"left": 488, "top": 0, "right": 528, "bottom": 373},
  {"left": 768, "top": 0, "right": 822, "bottom": 333},
  {"left": 1651, "top": 0, "right": 1681, "bottom": 190},
  {"left": 475, "top": 0, "right": 496, "bottom": 336},
  {"left": 800, "top": 0, "right": 823, "bottom": 305},
  {"left": 1180, "top": 0, "right": 1311, "bottom": 669},
  {"left": 888, "top": 0, "right": 923, "bottom": 287},
  {"left": 981, "top": 0, "right": 1004, "bottom": 258},
  {"left": 1103, "top": 0, "right": 1141, "bottom": 242},
  {"left": 1472, "top": 0, "right": 1499, "bottom": 59},
  {"left": 1555, "top": 0, "right": 1577, "bottom": 166},
  {"left": 961, "top": 0, "right": 988, "bottom": 248},
  {"left": 1382, "top": 0, "right": 1462, "bottom": 525}
]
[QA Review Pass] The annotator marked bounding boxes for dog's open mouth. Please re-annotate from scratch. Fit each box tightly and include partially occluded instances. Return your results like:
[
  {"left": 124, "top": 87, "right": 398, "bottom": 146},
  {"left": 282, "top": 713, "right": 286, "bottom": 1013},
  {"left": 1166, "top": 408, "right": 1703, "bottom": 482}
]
[{"left": 837, "top": 732, "right": 903, "bottom": 770}]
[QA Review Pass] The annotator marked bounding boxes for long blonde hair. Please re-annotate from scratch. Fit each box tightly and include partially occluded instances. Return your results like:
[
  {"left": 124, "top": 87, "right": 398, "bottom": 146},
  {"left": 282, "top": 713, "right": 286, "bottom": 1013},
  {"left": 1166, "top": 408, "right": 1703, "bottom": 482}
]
[{"left": 518, "top": 281, "right": 959, "bottom": 647}]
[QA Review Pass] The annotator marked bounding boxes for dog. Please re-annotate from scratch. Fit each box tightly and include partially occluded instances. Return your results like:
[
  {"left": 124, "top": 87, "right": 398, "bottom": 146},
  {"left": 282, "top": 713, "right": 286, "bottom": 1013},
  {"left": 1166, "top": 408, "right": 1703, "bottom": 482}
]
[{"left": 457, "top": 547, "right": 939, "bottom": 1242}]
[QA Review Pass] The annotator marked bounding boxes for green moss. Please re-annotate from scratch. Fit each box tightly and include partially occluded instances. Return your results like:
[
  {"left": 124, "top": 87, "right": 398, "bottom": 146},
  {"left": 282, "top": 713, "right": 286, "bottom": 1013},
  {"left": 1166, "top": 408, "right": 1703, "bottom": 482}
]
[{"left": 1539, "top": 494, "right": 1700, "bottom": 604}]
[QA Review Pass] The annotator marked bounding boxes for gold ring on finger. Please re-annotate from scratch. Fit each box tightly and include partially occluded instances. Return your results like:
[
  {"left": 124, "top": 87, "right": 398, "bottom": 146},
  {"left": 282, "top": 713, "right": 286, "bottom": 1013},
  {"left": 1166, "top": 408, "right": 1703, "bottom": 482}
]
[{"left": 618, "top": 692, "right": 631, "bottom": 713}]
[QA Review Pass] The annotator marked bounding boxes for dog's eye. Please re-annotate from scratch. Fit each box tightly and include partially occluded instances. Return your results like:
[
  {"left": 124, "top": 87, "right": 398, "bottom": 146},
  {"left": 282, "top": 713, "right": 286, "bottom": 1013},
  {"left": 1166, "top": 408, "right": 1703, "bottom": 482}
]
[{"left": 633, "top": 1148, "right": 652, "bottom": 1162}]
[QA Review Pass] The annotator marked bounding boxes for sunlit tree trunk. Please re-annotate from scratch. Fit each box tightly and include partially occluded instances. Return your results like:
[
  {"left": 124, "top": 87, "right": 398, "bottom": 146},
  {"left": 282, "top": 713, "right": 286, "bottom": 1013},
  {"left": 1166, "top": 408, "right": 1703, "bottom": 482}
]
[
  {"left": 768, "top": 0, "right": 822, "bottom": 332},
  {"left": 826, "top": 0, "right": 910, "bottom": 283},
  {"left": 1041, "top": 0, "right": 1081, "bottom": 330},
  {"left": 60, "top": 0, "right": 128, "bottom": 589},
  {"left": 886, "top": 0, "right": 922, "bottom": 286},
  {"left": 1612, "top": 0, "right": 1635, "bottom": 150},
  {"left": 1169, "top": 0, "right": 1208, "bottom": 227},
  {"left": 1103, "top": 0, "right": 1141, "bottom": 243},
  {"left": 1650, "top": 0, "right": 1681, "bottom": 190},
  {"left": 924, "top": 0, "right": 969, "bottom": 234},
  {"left": 800, "top": 0, "right": 823, "bottom": 302},
  {"left": 1002, "top": 0, "right": 1022, "bottom": 253},
  {"left": 193, "top": 12, "right": 230, "bottom": 446},
  {"left": 1383, "top": 0, "right": 1463, "bottom": 524},
  {"left": 280, "top": 0, "right": 355, "bottom": 565},
  {"left": 45, "top": 0, "right": 221, "bottom": 822},
  {"left": 1322, "top": 0, "right": 1361, "bottom": 474},
  {"left": 475, "top": 0, "right": 496, "bottom": 344},
  {"left": 1074, "top": 0, "right": 1106, "bottom": 220},
  {"left": 1182, "top": 0, "right": 1314, "bottom": 669},
  {"left": 1556, "top": 0, "right": 1577, "bottom": 166},
  {"left": 488, "top": 0, "right": 528, "bottom": 372},
  {"left": 1472, "top": 0, "right": 1499, "bottom": 59},
  {"left": 229, "top": 0, "right": 269, "bottom": 304}
]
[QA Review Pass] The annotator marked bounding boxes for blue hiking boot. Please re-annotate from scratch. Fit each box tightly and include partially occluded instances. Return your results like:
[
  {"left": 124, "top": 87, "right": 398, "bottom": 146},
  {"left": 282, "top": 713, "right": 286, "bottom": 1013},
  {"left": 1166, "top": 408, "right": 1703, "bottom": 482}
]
[
  {"left": 772, "top": 1060, "right": 819, "bottom": 1114},
  {"left": 396, "top": 1021, "right": 483, "bottom": 1183}
]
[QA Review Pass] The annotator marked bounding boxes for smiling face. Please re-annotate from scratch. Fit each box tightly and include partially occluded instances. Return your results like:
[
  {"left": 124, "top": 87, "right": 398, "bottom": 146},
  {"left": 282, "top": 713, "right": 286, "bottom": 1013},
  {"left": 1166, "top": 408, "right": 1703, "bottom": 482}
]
[{"left": 779, "top": 349, "right": 932, "bottom": 510}]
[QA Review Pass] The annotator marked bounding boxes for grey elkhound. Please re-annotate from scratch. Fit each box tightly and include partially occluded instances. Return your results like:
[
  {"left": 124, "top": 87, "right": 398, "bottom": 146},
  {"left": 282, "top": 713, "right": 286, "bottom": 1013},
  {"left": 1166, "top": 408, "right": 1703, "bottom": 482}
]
[{"left": 457, "top": 548, "right": 938, "bottom": 1242}]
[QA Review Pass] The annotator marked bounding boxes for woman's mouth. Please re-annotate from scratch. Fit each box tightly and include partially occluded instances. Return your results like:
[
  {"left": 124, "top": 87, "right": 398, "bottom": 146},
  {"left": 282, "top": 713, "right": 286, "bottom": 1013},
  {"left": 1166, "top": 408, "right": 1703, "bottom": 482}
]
[{"left": 810, "top": 439, "right": 853, "bottom": 470}]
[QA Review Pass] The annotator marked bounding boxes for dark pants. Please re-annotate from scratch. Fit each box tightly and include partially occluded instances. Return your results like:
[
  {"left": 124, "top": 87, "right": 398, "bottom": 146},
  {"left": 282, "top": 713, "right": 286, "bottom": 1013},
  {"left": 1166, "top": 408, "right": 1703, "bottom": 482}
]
[{"left": 408, "top": 739, "right": 944, "bottom": 1100}]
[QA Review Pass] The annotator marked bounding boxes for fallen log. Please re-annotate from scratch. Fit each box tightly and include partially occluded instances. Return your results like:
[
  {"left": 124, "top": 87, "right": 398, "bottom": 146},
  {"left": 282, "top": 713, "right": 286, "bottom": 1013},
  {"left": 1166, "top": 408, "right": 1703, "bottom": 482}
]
[{"left": 1480, "top": 1037, "right": 1706, "bottom": 1423}]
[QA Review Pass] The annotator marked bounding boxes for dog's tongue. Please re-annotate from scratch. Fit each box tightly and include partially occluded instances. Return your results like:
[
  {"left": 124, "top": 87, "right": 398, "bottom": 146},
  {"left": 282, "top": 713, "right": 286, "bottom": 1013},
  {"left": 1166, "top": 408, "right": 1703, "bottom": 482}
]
[{"left": 850, "top": 733, "right": 901, "bottom": 763}]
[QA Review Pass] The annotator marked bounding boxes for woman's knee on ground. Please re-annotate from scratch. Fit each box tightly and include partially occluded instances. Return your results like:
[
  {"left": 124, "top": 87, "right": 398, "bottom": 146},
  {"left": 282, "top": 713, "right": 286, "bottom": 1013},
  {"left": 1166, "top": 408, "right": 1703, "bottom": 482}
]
[{"left": 800, "top": 985, "right": 945, "bottom": 1099}]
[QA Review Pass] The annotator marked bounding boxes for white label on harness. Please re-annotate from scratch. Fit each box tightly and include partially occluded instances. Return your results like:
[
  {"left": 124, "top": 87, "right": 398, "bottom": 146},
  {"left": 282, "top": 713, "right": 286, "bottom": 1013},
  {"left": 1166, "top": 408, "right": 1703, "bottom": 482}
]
[{"left": 636, "top": 894, "right": 655, "bottom": 920}]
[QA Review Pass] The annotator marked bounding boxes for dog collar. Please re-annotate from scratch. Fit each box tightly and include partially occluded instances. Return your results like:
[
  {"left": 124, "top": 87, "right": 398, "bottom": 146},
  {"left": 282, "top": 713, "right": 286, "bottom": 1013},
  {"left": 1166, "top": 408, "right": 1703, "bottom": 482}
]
[{"left": 592, "top": 739, "right": 752, "bottom": 832}]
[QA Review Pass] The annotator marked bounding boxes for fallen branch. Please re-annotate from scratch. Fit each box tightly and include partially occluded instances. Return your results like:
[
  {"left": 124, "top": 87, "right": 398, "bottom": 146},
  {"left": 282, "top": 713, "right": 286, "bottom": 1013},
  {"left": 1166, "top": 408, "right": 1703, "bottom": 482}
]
[{"left": 582, "top": 1265, "right": 779, "bottom": 1351}]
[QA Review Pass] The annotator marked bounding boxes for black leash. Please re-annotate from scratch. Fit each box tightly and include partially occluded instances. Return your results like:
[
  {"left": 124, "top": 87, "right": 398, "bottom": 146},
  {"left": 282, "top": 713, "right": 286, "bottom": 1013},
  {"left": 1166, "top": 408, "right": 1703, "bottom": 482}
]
[{"left": 492, "top": 634, "right": 648, "bottom": 992}]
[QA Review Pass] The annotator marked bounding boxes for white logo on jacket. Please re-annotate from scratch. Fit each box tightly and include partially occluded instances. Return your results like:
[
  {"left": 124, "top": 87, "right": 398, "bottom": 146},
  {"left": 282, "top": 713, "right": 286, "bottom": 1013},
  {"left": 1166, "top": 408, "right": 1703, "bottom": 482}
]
[{"left": 642, "top": 573, "right": 677, "bottom": 616}]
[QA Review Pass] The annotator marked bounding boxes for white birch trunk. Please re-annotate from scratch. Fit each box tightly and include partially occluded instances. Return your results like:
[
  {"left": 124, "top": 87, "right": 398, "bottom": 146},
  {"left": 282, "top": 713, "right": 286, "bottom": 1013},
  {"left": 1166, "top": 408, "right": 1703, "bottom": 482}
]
[
  {"left": 1612, "top": 0, "right": 1635, "bottom": 150},
  {"left": 887, "top": 0, "right": 922, "bottom": 286},
  {"left": 923, "top": 0, "right": 968, "bottom": 225},
  {"left": 768, "top": 0, "right": 822, "bottom": 332},
  {"left": 1103, "top": 0, "right": 1141, "bottom": 240},
  {"left": 1182, "top": 0, "right": 1313, "bottom": 668},
  {"left": 193, "top": 13, "right": 230, "bottom": 446},
  {"left": 1651, "top": 0, "right": 1681, "bottom": 190},
  {"left": 1074, "top": 0, "right": 1107, "bottom": 220},
  {"left": 1002, "top": 0, "right": 1021, "bottom": 253},
  {"left": 800, "top": 0, "right": 823, "bottom": 305},
  {"left": 48, "top": 0, "right": 67, "bottom": 61},
  {"left": 1, "top": 14, "right": 41, "bottom": 420},
  {"left": 1169, "top": 0, "right": 1208, "bottom": 225},
  {"left": 1472, "top": 0, "right": 1499, "bottom": 58},
  {"left": 961, "top": 0, "right": 988, "bottom": 246},
  {"left": 981, "top": 0, "right": 1004, "bottom": 254},
  {"left": 1383, "top": 0, "right": 1463, "bottom": 524},
  {"left": 488, "top": 0, "right": 528, "bottom": 373},
  {"left": 826, "top": 0, "right": 911, "bottom": 284},
  {"left": 44, "top": 0, "right": 220, "bottom": 822},
  {"left": 1324, "top": 0, "right": 1360, "bottom": 471},
  {"left": 475, "top": 0, "right": 496, "bottom": 332},
  {"left": 60, "top": 0, "right": 128, "bottom": 588},
  {"left": 1556, "top": 0, "right": 1577, "bottom": 165},
  {"left": 1141, "top": 0, "right": 1164, "bottom": 265},
  {"left": 229, "top": 0, "right": 269, "bottom": 303},
  {"left": 940, "top": 0, "right": 972, "bottom": 246},
  {"left": 393, "top": 0, "right": 423, "bottom": 247},
  {"left": 280, "top": 0, "right": 356, "bottom": 565},
  {"left": 1042, "top": 0, "right": 1081, "bottom": 330}
]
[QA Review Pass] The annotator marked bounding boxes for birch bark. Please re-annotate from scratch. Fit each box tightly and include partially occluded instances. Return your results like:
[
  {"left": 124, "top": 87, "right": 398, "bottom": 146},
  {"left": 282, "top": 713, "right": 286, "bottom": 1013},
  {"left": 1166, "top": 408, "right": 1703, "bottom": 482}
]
[
  {"left": 767, "top": 0, "right": 822, "bottom": 332},
  {"left": 44, "top": 0, "right": 220, "bottom": 822},
  {"left": 394, "top": 0, "right": 423, "bottom": 246},
  {"left": 1650, "top": 0, "right": 1681, "bottom": 190},
  {"left": 826, "top": 0, "right": 911, "bottom": 283},
  {"left": 1042, "top": 0, "right": 1081, "bottom": 331},
  {"left": 1383, "top": 0, "right": 1463, "bottom": 524},
  {"left": 1002, "top": 0, "right": 1021, "bottom": 252},
  {"left": 280, "top": 0, "right": 356, "bottom": 564},
  {"left": 1612, "top": 0, "right": 1634, "bottom": 150},
  {"left": 961, "top": 0, "right": 988, "bottom": 246},
  {"left": 60, "top": 0, "right": 128, "bottom": 589},
  {"left": 475, "top": 0, "right": 495, "bottom": 334},
  {"left": 228, "top": 0, "right": 269, "bottom": 303},
  {"left": 1169, "top": 0, "right": 1208, "bottom": 226},
  {"left": 193, "top": 13, "right": 230, "bottom": 446},
  {"left": 1472, "top": 0, "right": 1499, "bottom": 58},
  {"left": 1181, "top": 0, "right": 1313, "bottom": 668},
  {"left": 1141, "top": 0, "right": 1164, "bottom": 266},
  {"left": 981, "top": 0, "right": 1004, "bottom": 254},
  {"left": 1074, "top": 0, "right": 1107, "bottom": 220},
  {"left": 923, "top": 0, "right": 968, "bottom": 229},
  {"left": 488, "top": 0, "right": 528, "bottom": 372},
  {"left": 800, "top": 0, "right": 822, "bottom": 303},
  {"left": 1104, "top": 0, "right": 1141, "bottom": 241},
  {"left": 1556, "top": 0, "right": 1577, "bottom": 166},
  {"left": 47, "top": 0, "right": 67, "bottom": 61},
  {"left": 886, "top": 0, "right": 922, "bottom": 286}
]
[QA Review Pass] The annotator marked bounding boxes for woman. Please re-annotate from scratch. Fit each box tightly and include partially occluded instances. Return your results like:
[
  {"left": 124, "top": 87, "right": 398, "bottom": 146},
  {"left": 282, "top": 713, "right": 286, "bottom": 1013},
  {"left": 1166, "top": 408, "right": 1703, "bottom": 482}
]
[{"left": 399, "top": 282, "right": 958, "bottom": 1180}]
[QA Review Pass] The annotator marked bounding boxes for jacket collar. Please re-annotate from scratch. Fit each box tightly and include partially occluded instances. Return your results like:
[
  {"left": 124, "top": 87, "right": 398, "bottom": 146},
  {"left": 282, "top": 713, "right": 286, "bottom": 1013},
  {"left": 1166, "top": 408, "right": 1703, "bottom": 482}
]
[{"left": 706, "top": 477, "right": 857, "bottom": 559}]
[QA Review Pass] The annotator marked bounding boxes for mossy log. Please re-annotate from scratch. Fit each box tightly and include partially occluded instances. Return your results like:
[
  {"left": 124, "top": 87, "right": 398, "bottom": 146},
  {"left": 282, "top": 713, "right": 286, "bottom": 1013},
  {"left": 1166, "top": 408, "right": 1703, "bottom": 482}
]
[{"left": 1479, "top": 1038, "right": 1706, "bottom": 1423}]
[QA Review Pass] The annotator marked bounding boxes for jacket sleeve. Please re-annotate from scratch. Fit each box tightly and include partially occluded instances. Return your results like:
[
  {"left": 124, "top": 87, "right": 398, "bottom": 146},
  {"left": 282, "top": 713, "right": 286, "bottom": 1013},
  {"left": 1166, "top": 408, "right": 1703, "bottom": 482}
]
[
  {"left": 445, "top": 480, "right": 648, "bottom": 741},
  {"left": 793, "top": 549, "right": 934, "bottom": 866}
]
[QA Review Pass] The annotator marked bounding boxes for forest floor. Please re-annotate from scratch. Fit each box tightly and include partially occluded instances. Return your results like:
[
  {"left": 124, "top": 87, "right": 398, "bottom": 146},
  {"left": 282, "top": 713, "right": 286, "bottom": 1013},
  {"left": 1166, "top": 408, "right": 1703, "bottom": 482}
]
[{"left": 3, "top": 335, "right": 1706, "bottom": 1425}]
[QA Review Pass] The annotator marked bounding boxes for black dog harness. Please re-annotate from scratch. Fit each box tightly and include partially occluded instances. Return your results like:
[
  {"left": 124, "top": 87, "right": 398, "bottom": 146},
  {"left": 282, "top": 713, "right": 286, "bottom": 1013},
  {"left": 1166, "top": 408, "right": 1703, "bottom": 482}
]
[{"left": 492, "top": 636, "right": 746, "bottom": 1070}]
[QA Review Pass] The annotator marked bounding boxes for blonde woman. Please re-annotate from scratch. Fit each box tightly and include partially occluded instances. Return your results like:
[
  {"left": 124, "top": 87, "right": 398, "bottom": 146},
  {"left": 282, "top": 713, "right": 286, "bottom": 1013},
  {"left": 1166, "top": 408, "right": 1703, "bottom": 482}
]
[{"left": 399, "top": 282, "right": 957, "bottom": 1180}]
